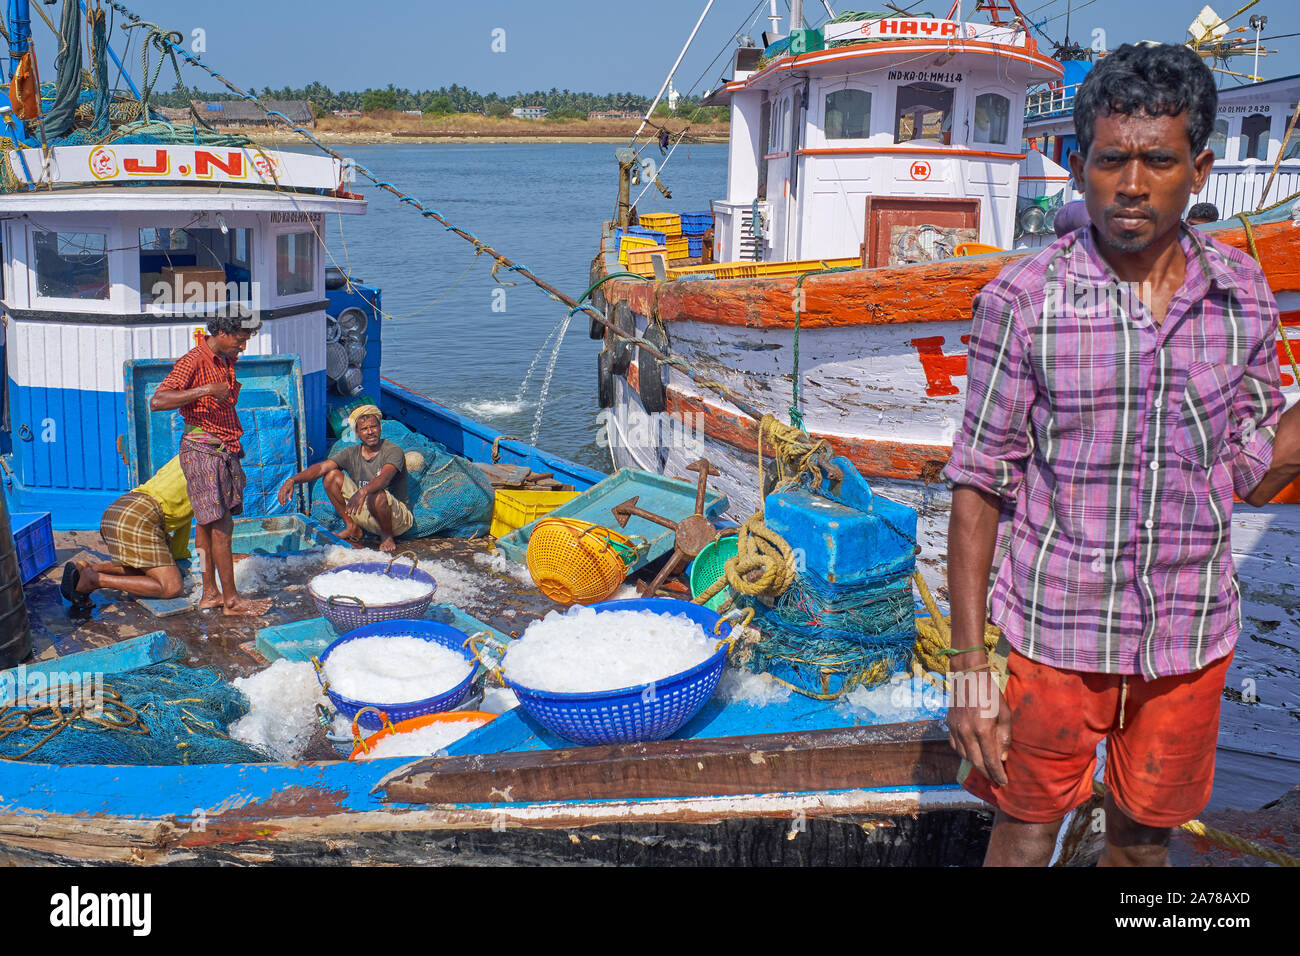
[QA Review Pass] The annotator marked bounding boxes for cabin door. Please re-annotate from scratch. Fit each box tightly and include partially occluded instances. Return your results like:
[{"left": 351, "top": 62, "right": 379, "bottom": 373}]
[{"left": 860, "top": 197, "right": 981, "bottom": 268}]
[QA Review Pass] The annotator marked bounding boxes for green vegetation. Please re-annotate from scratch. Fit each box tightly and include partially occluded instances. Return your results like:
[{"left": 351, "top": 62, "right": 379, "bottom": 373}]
[{"left": 159, "top": 82, "right": 728, "bottom": 122}]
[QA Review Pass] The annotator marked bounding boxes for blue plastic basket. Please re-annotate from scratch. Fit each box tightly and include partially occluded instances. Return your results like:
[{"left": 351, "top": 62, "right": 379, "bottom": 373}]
[
  {"left": 307, "top": 553, "right": 437, "bottom": 633},
  {"left": 680, "top": 212, "right": 713, "bottom": 236},
  {"left": 11, "top": 512, "right": 56, "bottom": 585},
  {"left": 491, "top": 598, "right": 734, "bottom": 745},
  {"left": 315, "top": 619, "right": 479, "bottom": 730},
  {"left": 687, "top": 235, "right": 705, "bottom": 258}
]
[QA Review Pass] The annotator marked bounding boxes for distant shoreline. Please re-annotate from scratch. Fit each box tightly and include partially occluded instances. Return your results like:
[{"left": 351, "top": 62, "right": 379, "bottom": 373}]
[
  {"left": 249, "top": 130, "right": 729, "bottom": 146},
  {"left": 221, "top": 114, "right": 730, "bottom": 147}
]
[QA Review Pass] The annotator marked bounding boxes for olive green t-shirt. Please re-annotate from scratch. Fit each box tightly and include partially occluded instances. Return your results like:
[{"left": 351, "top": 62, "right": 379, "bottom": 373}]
[{"left": 330, "top": 440, "right": 408, "bottom": 504}]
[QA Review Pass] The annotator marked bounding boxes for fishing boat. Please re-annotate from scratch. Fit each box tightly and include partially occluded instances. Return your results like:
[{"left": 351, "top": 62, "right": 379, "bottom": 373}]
[
  {"left": 0, "top": 0, "right": 995, "bottom": 866},
  {"left": 592, "top": 2, "right": 1300, "bottom": 788}
]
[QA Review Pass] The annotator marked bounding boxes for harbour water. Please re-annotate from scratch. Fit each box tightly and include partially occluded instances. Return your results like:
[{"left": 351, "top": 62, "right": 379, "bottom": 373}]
[{"left": 321, "top": 142, "right": 728, "bottom": 471}]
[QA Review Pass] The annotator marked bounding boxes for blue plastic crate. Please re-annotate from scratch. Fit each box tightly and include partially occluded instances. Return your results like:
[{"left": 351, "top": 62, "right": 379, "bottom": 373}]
[
  {"left": 688, "top": 235, "right": 705, "bottom": 258},
  {"left": 11, "top": 512, "right": 56, "bottom": 585},
  {"left": 680, "top": 212, "right": 713, "bottom": 236},
  {"left": 615, "top": 226, "right": 667, "bottom": 254}
]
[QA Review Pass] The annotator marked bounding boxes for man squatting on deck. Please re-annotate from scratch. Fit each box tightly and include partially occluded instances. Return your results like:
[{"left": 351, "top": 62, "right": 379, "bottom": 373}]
[
  {"left": 276, "top": 405, "right": 414, "bottom": 552},
  {"left": 149, "top": 316, "right": 272, "bottom": 617},
  {"left": 61, "top": 455, "right": 193, "bottom": 610},
  {"left": 945, "top": 43, "right": 1300, "bottom": 866}
]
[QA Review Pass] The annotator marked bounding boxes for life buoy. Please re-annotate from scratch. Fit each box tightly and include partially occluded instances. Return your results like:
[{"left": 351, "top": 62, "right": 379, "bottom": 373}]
[
  {"left": 9, "top": 52, "right": 39, "bottom": 122},
  {"left": 597, "top": 348, "right": 614, "bottom": 408},
  {"left": 638, "top": 320, "right": 669, "bottom": 414},
  {"left": 609, "top": 301, "right": 635, "bottom": 375}
]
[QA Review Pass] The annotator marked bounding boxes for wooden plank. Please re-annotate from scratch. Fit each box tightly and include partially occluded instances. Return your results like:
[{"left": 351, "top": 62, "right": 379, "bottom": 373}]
[{"left": 383, "top": 719, "right": 960, "bottom": 805}]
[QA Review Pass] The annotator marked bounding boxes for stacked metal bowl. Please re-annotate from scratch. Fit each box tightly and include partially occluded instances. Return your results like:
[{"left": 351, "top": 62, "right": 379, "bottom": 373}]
[{"left": 327, "top": 306, "right": 370, "bottom": 396}]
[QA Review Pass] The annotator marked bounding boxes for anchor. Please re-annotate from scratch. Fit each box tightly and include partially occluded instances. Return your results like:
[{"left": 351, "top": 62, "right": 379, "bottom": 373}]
[{"left": 612, "top": 459, "right": 722, "bottom": 598}]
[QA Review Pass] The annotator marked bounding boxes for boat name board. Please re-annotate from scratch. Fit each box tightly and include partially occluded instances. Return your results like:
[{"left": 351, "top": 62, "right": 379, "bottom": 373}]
[
  {"left": 823, "top": 18, "right": 1029, "bottom": 48},
  {"left": 887, "top": 69, "right": 965, "bottom": 84},
  {"left": 6, "top": 145, "right": 343, "bottom": 191}
]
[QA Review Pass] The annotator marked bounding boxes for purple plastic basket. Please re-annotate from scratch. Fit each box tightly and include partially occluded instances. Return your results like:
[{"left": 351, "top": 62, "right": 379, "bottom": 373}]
[{"left": 307, "top": 551, "right": 437, "bottom": 633}]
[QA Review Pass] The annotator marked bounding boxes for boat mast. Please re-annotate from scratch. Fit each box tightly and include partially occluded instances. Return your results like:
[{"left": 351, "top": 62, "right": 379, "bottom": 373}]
[
  {"left": 791, "top": 0, "right": 804, "bottom": 30},
  {"left": 6, "top": 0, "right": 31, "bottom": 61},
  {"left": 767, "top": 0, "right": 781, "bottom": 38}
]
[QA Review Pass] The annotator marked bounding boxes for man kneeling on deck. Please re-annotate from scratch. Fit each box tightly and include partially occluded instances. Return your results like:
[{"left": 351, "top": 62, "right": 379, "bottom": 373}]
[
  {"left": 62, "top": 455, "right": 193, "bottom": 611},
  {"left": 277, "top": 405, "right": 413, "bottom": 552}
]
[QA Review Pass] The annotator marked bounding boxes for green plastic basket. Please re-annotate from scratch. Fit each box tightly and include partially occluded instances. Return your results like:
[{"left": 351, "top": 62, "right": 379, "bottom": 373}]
[{"left": 690, "top": 535, "right": 739, "bottom": 612}]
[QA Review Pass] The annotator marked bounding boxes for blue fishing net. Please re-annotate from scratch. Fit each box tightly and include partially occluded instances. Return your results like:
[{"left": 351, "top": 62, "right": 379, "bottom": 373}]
[
  {"left": 0, "top": 658, "right": 269, "bottom": 765},
  {"left": 308, "top": 420, "right": 494, "bottom": 539}
]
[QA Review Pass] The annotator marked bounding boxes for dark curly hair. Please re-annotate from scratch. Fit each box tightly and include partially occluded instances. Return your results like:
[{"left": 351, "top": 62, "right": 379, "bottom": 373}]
[
  {"left": 1073, "top": 43, "right": 1218, "bottom": 157},
  {"left": 206, "top": 312, "right": 261, "bottom": 335}
]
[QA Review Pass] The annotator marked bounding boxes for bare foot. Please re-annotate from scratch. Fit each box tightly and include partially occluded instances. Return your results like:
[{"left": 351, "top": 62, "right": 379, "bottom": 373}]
[
  {"left": 379, "top": 536, "right": 397, "bottom": 553},
  {"left": 341, "top": 519, "right": 363, "bottom": 543},
  {"left": 222, "top": 594, "right": 273, "bottom": 617},
  {"left": 199, "top": 590, "right": 224, "bottom": 609}
]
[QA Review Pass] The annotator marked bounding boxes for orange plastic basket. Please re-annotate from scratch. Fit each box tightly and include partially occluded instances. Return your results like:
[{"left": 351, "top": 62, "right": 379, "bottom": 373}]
[
  {"left": 525, "top": 517, "right": 646, "bottom": 605},
  {"left": 348, "top": 706, "right": 497, "bottom": 760}
]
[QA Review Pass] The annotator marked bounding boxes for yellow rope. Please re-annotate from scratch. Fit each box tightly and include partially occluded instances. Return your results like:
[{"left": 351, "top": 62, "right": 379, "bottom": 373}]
[{"left": 1087, "top": 781, "right": 1300, "bottom": 867}]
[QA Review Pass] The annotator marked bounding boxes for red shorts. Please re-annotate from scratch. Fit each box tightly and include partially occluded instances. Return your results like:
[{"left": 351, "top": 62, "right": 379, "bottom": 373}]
[{"left": 961, "top": 648, "right": 1231, "bottom": 828}]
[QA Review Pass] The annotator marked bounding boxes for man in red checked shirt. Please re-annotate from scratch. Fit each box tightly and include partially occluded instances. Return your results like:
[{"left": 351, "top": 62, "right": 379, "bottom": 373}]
[
  {"left": 151, "top": 316, "right": 272, "bottom": 617},
  {"left": 945, "top": 43, "right": 1300, "bottom": 866}
]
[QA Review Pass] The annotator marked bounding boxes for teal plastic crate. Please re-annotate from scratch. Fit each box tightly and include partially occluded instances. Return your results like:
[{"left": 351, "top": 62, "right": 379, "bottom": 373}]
[{"left": 12, "top": 512, "right": 56, "bottom": 585}]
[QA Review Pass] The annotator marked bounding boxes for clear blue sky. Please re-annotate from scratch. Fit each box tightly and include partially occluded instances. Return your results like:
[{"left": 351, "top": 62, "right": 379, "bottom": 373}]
[{"left": 29, "top": 1, "right": 1300, "bottom": 96}]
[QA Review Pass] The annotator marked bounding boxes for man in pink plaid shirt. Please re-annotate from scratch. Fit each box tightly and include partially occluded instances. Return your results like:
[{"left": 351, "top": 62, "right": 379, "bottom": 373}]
[{"left": 944, "top": 43, "right": 1300, "bottom": 866}]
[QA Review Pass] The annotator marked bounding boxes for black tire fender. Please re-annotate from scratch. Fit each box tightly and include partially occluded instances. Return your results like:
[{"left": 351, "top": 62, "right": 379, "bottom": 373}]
[
  {"left": 638, "top": 320, "right": 669, "bottom": 414},
  {"left": 598, "top": 348, "right": 615, "bottom": 408},
  {"left": 588, "top": 259, "right": 607, "bottom": 335},
  {"left": 609, "top": 301, "right": 635, "bottom": 375}
]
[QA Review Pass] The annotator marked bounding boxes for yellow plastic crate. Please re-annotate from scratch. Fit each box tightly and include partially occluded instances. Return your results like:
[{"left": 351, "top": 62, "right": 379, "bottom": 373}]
[
  {"left": 490, "top": 489, "right": 581, "bottom": 539},
  {"left": 669, "top": 256, "right": 861, "bottom": 280},
  {"left": 637, "top": 212, "right": 682, "bottom": 237},
  {"left": 665, "top": 236, "right": 690, "bottom": 260},
  {"left": 617, "top": 235, "right": 659, "bottom": 265},
  {"left": 625, "top": 245, "right": 668, "bottom": 276}
]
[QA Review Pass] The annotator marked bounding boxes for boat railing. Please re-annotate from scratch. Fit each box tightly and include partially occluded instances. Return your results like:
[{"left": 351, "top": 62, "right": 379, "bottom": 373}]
[{"left": 1024, "top": 83, "right": 1081, "bottom": 121}]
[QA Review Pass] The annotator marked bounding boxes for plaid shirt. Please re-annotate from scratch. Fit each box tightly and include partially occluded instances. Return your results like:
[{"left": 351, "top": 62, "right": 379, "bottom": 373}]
[
  {"left": 158, "top": 340, "right": 244, "bottom": 454},
  {"left": 944, "top": 225, "right": 1284, "bottom": 679}
]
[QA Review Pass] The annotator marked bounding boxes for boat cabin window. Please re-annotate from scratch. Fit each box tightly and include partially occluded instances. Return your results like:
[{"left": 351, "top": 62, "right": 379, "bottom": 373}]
[
  {"left": 769, "top": 96, "right": 791, "bottom": 153},
  {"left": 33, "top": 231, "right": 109, "bottom": 301},
  {"left": 1207, "top": 118, "right": 1229, "bottom": 159},
  {"left": 139, "top": 226, "right": 254, "bottom": 306},
  {"left": 276, "top": 231, "right": 316, "bottom": 297},
  {"left": 895, "top": 83, "right": 953, "bottom": 144},
  {"left": 1240, "top": 113, "right": 1270, "bottom": 161},
  {"left": 972, "top": 92, "right": 1010, "bottom": 145},
  {"left": 825, "top": 89, "right": 872, "bottom": 139},
  {"left": 1285, "top": 136, "right": 1300, "bottom": 161}
]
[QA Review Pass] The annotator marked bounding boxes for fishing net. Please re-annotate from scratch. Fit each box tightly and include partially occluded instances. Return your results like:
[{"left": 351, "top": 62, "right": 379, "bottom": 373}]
[
  {"left": 735, "top": 453, "right": 919, "bottom": 700},
  {"left": 308, "top": 420, "right": 494, "bottom": 539},
  {"left": 0, "top": 657, "right": 270, "bottom": 765},
  {"left": 737, "top": 567, "right": 917, "bottom": 699}
]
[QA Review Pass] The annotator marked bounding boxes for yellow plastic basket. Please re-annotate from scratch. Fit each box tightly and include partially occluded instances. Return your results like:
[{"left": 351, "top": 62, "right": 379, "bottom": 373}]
[
  {"left": 490, "top": 489, "right": 580, "bottom": 539},
  {"left": 668, "top": 256, "right": 861, "bottom": 280},
  {"left": 665, "top": 236, "right": 690, "bottom": 260},
  {"left": 525, "top": 518, "right": 646, "bottom": 605},
  {"left": 625, "top": 245, "right": 667, "bottom": 276}
]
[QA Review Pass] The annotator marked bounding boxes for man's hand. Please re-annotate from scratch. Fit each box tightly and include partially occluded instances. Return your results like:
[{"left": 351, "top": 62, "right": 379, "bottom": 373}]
[
  {"left": 947, "top": 665, "right": 1012, "bottom": 785},
  {"left": 277, "top": 478, "right": 296, "bottom": 507},
  {"left": 206, "top": 380, "right": 230, "bottom": 402},
  {"left": 345, "top": 487, "right": 367, "bottom": 516}
]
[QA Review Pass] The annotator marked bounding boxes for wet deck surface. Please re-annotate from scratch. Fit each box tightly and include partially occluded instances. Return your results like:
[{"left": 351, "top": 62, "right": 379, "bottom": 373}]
[{"left": 27, "top": 531, "right": 570, "bottom": 678}]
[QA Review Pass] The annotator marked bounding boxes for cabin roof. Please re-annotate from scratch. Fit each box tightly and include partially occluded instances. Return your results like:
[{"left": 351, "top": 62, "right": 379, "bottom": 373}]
[{"left": 0, "top": 186, "right": 366, "bottom": 214}]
